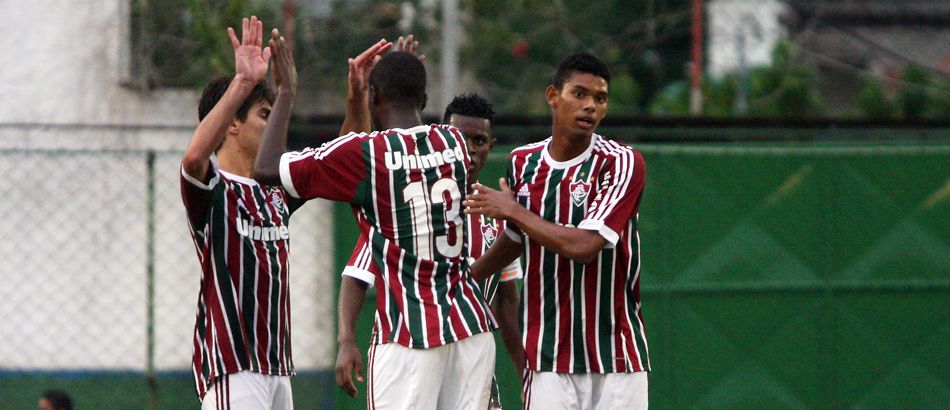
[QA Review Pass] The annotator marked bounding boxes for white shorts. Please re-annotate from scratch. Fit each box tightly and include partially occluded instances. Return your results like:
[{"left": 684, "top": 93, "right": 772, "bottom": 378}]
[
  {"left": 200, "top": 371, "right": 293, "bottom": 410},
  {"left": 367, "top": 332, "right": 496, "bottom": 410},
  {"left": 523, "top": 370, "right": 648, "bottom": 410}
]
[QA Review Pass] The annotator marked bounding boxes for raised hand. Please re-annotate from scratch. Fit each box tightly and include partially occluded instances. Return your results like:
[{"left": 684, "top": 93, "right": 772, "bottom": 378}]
[
  {"left": 347, "top": 39, "right": 393, "bottom": 100},
  {"left": 268, "top": 28, "right": 297, "bottom": 95},
  {"left": 393, "top": 34, "right": 426, "bottom": 61},
  {"left": 227, "top": 16, "right": 271, "bottom": 86}
]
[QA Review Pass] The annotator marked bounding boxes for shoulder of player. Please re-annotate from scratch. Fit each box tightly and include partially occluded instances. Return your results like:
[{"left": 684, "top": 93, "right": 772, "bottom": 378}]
[
  {"left": 508, "top": 138, "right": 549, "bottom": 159},
  {"left": 593, "top": 135, "right": 643, "bottom": 161}
]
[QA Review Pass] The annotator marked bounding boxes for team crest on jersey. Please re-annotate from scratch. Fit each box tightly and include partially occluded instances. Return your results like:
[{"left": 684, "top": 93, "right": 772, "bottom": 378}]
[
  {"left": 481, "top": 223, "right": 498, "bottom": 245},
  {"left": 269, "top": 191, "right": 285, "bottom": 211},
  {"left": 569, "top": 180, "right": 591, "bottom": 207}
]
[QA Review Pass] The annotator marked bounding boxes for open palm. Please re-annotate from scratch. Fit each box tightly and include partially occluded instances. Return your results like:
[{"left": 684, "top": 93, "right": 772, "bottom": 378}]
[{"left": 227, "top": 16, "right": 271, "bottom": 85}]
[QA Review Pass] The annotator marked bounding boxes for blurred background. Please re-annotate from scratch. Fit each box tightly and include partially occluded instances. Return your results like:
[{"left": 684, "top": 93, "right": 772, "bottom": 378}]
[{"left": 0, "top": 0, "right": 948, "bottom": 408}]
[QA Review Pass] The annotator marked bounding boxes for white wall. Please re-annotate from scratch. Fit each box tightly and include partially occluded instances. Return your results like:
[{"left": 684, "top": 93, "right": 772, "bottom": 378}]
[{"left": 0, "top": 1, "right": 336, "bottom": 371}]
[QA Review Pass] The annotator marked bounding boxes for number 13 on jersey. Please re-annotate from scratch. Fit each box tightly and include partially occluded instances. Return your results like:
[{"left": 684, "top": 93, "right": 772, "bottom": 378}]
[{"left": 402, "top": 178, "right": 463, "bottom": 260}]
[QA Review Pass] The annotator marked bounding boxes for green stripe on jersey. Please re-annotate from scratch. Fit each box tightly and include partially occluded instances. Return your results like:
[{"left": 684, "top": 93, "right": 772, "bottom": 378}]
[
  {"left": 539, "top": 168, "right": 563, "bottom": 371},
  {"left": 211, "top": 182, "right": 249, "bottom": 370}
]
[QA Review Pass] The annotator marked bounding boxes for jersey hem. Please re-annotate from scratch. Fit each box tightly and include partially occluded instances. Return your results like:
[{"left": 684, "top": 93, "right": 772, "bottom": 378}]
[
  {"left": 278, "top": 153, "right": 301, "bottom": 198},
  {"left": 342, "top": 266, "right": 375, "bottom": 287}
]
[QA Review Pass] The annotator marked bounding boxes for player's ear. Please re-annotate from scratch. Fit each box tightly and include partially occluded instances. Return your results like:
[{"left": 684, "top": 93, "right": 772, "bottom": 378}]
[
  {"left": 227, "top": 118, "right": 241, "bottom": 135},
  {"left": 420, "top": 93, "right": 427, "bottom": 111},
  {"left": 545, "top": 85, "right": 559, "bottom": 108},
  {"left": 369, "top": 85, "right": 380, "bottom": 107}
]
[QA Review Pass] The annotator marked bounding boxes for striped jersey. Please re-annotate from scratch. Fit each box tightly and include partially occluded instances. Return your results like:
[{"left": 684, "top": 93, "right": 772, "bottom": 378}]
[
  {"left": 344, "top": 211, "right": 522, "bottom": 305},
  {"left": 504, "top": 134, "right": 650, "bottom": 374},
  {"left": 181, "top": 160, "right": 302, "bottom": 399},
  {"left": 280, "top": 124, "right": 497, "bottom": 349},
  {"left": 467, "top": 213, "right": 522, "bottom": 304}
]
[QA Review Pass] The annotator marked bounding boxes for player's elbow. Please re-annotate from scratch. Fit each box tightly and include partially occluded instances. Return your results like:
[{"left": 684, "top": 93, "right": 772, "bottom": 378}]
[{"left": 559, "top": 240, "right": 603, "bottom": 264}]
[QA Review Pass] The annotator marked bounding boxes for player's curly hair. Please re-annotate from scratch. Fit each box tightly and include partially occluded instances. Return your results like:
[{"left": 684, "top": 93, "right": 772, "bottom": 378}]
[
  {"left": 552, "top": 53, "right": 611, "bottom": 89},
  {"left": 442, "top": 93, "right": 495, "bottom": 124},
  {"left": 197, "top": 76, "right": 275, "bottom": 122}
]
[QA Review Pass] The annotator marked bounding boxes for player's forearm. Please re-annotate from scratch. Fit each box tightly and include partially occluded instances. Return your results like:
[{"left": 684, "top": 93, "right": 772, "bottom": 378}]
[
  {"left": 183, "top": 77, "right": 256, "bottom": 177},
  {"left": 337, "top": 276, "right": 369, "bottom": 343},
  {"left": 494, "top": 282, "right": 524, "bottom": 373},
  {"left": 471, "top": 234, "right": 522, "bottom": 281},
  {"left": 339, "top": 93, "right": 371, "bottom": 135},
  {"left": 252, "top": 88, "right": 295, "bottom": 186},
  {"left": 506, "top": 205, "right": 605, "bottom": 264}
]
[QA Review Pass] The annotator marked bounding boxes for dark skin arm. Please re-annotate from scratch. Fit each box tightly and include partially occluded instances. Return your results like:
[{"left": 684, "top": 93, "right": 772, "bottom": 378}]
[
  {"left": 340, "top": 35, "right": 424, "bottom": 135},
  {"left": 492, "top": 280, "right": 524, "bottom": 375},
  {"left": 335, "top": 276, "right": 369, "bottom": 397},
  {"left": 251, "top": 29, "right": 296, "bottom": 186},
  {"left": 470, "top": 232, "right": 522, "bottom": 282},
  {"left": 465, "top": 178, "right": 608, "bottom": 264}
]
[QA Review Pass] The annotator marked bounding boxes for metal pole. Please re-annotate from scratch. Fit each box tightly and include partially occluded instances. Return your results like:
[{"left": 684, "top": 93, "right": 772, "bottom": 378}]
[
  {"left": 441, "top": 0, "right": 459, "bottom": 111},
  {"left": 690, "top": 0, "right": 704, "bottom": 116}
]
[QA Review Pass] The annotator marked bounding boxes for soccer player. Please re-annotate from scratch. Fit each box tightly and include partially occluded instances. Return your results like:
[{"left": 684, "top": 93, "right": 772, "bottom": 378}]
[
  {"left": 465, "top": 53, "right": 650, "bottom": 409},
  {"left": 253, "top": 51, "right": 498, "bottom": 409},
  {"left": 180, "top": 17, "right": 301, "bottom": 409},
  {"left": 334, "top": 92, "right": 524, "bottom": 410}
]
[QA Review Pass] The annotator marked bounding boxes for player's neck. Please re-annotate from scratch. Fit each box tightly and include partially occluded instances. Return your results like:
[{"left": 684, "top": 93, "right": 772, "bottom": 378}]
[
  {"left": 549, "top": 129, "right": 593, "bottom": 162},
  {"left": 215, "top": 149, "right": 254, "bottom": 178},
  {"left": 378, "top": 108, "right": 423, "bottom": 130}
]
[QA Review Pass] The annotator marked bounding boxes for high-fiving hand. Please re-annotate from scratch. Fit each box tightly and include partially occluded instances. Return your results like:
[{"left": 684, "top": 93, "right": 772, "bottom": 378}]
[
  {"left": 227, "top": 16, "right": 271, "bottom": 86},
  {"left": 268, "top": 28, "right": 297, "bottom": 95}
]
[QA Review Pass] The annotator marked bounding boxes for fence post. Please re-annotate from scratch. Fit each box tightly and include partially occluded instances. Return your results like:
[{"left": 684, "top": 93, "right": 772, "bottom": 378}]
[{"left": 146, "top": 150, "right": 158, "bottom": 409}]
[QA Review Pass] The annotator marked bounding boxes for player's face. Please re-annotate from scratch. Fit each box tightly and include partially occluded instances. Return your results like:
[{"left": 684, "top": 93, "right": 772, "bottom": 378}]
[
  {"left": 547, "top": 71, "right": 609, "bottom": 140},
  {"left": 235, "top": 99, "right": 272, "bottom": 154},
  {"left": 449, "top": 114, "right": 494, "bottom": 186},
  {"left": 38, "top": 398, "right": 54, "bottom": 410}
]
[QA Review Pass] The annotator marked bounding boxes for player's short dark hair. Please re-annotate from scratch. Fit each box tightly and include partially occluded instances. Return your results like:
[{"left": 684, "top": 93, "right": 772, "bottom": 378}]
[
  {"left": 442, "top": 93, "right": 495, "bottom": 124},
  {"left": 42, "top": 389, "right": 72, "bottom": 410},
  {"left": 369, "top": 52, "right": 427, "bottom": 109},
  {"left": 197, "top": 76, "right": 274, "bottom": 122},
  {"left": 552, "top": 53, "right": 611, "bottom": 89}
]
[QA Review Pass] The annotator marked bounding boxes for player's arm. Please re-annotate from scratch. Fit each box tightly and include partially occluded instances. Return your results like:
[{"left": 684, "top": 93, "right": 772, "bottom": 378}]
[
  {"left": 340, "top": 35, "right": 424, "bottom": 135},
  {"left": 470, "top": 232, "right": 522, "bottom": 281},
  {"left": 493, "top": 280, "right": 524, "bottom": 375},
  {"left": 183, "top": 17, "right": 270, "bottom": 181},
  {"left": 335, "top": 275, "right": 368, "bottom": 398},
  {"left": 252, "top": 28, "right": 297, "bottom": 186},
  {"left": 466, "top": 178, "right": 607, "bottom": 264},
  {"left": 339, "top": 39, "right": 391, "bottom": 135}
]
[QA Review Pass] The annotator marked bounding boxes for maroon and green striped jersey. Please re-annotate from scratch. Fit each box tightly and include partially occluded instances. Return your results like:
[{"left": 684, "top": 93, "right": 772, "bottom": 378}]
[
  {"left": 467, "top": 213, "right": 522, "bottom": 304},
  {"left": 280, "top": 124, "right": 497, "bottom": 349},
  {"left": 181, "top": 161, "right": 302, "bottom": 399},
  {"left": 504, "top": 134, "right": 650, "bottom": 374},
  {"left": 344, "top": 211, "right": 522, "bottom": 305}
]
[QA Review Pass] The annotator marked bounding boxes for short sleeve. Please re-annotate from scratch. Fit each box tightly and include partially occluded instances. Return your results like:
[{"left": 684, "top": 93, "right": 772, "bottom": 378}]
[
  {"left": 180, "top": 157, "right": 221, "bottom": 228},
  {"left": 498, "top": 257, "right": 523, "bottom": 282},
  {"left": 279, "top": 132, "right": 368, "bottom": 202},
  {"left": 577, "top": 150, "right": 646, "bottom": 247},
  {"left": 342, "top": 231, "right": 376, "bottom": 287}
]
